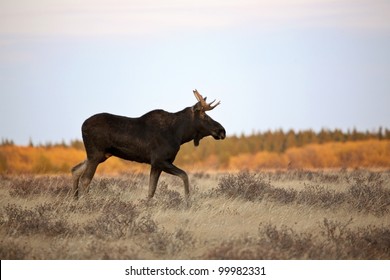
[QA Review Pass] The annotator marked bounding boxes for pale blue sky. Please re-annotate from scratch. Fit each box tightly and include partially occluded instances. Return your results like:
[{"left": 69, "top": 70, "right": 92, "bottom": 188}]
[{"left": 1, "top": 0, "right": 390, "bottom": 145}]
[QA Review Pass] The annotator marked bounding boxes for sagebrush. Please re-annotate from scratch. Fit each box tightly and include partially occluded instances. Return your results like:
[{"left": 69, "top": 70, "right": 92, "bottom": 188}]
[{"left": 0, "top": 170, "right": 389, "bottom": 259}]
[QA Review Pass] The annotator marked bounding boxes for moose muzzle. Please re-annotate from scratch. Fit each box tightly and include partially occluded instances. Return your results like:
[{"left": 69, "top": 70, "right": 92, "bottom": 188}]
[{"left": 212, "top": 127, "right": 226, "bottom": 140}]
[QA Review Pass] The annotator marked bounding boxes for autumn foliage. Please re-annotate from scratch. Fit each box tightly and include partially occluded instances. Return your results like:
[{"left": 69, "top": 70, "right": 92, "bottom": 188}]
[
  {"left": 0, "top": 145, "right": 148, "bottom": 174},
  {"left": 228, "top": 140, "right": 390, "bottom": 170},
  {"left": 1, "top": 129, "right": 389, "bottom": 174}
]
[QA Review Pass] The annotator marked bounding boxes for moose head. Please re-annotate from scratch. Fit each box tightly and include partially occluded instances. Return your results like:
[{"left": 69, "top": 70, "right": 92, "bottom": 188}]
[{"left": 192, "top": 89, "right": 226, "bottom": 146}]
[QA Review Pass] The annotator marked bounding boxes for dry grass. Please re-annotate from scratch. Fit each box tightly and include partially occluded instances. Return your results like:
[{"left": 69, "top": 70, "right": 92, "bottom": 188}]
[{"left": 0, "top": 170, "right": 389, "bottom": 260}]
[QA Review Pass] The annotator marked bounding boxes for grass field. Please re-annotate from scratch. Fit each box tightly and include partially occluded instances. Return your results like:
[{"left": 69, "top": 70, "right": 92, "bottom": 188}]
[{"left": 1, "top": 169, "right": 389, "bottom": 259}]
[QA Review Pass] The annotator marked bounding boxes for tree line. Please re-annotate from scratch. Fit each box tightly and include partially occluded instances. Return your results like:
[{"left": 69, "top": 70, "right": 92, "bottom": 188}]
[
  {"left": 1, "top": 128, "right": 389, "bottom": 174},
  {"left": 2, "top": 127, "right": 389, "bottom": 153},
  {"left": 176, "top": 127, "right": 390, "bottom": 167}
]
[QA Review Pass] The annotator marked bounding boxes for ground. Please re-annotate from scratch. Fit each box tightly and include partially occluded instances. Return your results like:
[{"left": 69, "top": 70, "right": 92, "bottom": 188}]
[{"left": 0, "top": 169, "right": 389, "bottom": 259}]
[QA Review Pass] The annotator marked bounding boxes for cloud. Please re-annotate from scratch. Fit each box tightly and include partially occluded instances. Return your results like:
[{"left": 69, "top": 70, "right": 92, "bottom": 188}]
[{"left": 0, "top": 0, "right": 389, "bottom": 38}]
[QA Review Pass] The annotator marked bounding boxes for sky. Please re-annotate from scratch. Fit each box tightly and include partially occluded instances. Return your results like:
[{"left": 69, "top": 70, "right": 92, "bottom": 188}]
[{"left": 1, "top": 0, "right": 390, "bottom": 145}]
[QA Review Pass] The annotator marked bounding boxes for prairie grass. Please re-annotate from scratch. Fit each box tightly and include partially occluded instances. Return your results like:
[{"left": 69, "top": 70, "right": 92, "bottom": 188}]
[{"left": 0, "top": 170, "right": 389, "bottom": 259}]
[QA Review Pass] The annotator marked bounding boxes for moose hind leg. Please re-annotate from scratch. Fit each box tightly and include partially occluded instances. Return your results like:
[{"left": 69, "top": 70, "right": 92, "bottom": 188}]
[
  {"left": 79, "top": 160, "right": 99, "bottom": 197},
  {"left": 71, "top": 160, "right": 87, "bottom": 199},
  {"left": 148, "top": 166, "right": 162, "bottom": 199}
]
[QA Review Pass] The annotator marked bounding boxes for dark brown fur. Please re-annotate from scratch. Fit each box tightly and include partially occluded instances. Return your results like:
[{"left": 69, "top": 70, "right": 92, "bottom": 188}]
[{"left": 72, "top": 92, "right": 225, "bottom": 200}]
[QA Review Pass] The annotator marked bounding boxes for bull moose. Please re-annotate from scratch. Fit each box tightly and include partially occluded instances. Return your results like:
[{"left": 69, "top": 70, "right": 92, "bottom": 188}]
[{"left": 71, "top": 90, "right": 226, "bottom": 201}]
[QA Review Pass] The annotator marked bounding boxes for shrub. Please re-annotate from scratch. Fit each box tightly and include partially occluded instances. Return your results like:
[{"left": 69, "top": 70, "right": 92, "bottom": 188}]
[
  {"left": 143, "top": 227, "right": 195, "bottom": 257},
  {"left": 347, "top": 173, "right": 390, "bottom": 216},
  {"left": 9, "top": 175, "right": 72, "bottom": 197},
  {"left": 0, "top": 239, "right": 31, "bottom": 259},
  {"left": 297, "top": 184, "right": 346, "bottom": 208},
  {"left": 3, "top": 203, "right": 72, "bottom": 237},
  {"left": 215, "top": 172, "right": 273, "bottom": 201},
  {"left": 156, "top": 182, "right": 184, "bottom": 210},
  {"left": 134, "top": 214, "right": 158, "bottom": 234},
  {"left": 260, "top": 223, "right": 314, "bottom": 258},
  {"left": 319, "top": 218, "right": 390, "bottom": 259},
  {"left": 83, "top": 199, "right": 139, "bottom": 239}
]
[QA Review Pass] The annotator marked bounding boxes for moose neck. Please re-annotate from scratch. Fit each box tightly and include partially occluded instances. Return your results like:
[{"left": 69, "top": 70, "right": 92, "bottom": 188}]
[{"left": 174, "top": 107, "right": 202, "bottom": 146}]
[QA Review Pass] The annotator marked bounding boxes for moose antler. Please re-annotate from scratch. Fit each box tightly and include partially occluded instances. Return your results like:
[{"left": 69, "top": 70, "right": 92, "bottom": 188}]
[{"left": 193, "top": 89, "right": 221, "bottom": 111}]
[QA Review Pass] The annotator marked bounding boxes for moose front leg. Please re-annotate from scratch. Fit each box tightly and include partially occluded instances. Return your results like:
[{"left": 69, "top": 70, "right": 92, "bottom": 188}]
[{"left": 156, "top": 161, "right": 190, "bottom": 200}]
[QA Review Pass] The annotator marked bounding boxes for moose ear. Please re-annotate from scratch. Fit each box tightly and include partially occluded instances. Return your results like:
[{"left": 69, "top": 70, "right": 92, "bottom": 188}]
[{"left": 193, "top": 103, "right": 202, "bottom": 112}]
